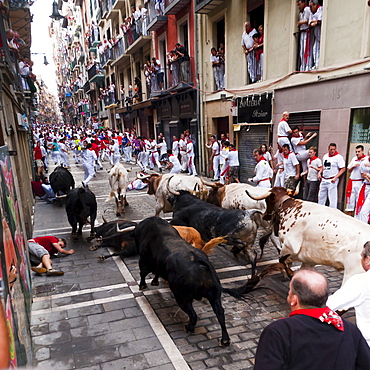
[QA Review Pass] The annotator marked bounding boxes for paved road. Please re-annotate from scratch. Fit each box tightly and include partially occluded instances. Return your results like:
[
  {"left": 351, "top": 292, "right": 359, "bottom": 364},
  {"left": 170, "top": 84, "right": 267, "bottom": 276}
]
[{"left": 30, "top": 156, "right": 355, "bottom": 369}]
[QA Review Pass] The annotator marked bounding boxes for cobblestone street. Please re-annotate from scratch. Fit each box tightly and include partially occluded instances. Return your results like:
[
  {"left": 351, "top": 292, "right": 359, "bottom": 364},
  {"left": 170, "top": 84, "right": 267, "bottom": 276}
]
[{"left": 30, "top": 158, "right": 355, "bottom": 369}]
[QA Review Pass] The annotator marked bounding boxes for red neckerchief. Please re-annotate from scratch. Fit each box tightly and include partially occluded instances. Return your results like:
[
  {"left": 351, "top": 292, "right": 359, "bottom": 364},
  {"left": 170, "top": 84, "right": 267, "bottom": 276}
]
[
  {"left": 187, "top": 141, "right": 192, "bottom": 144},
  {"left": 356, "top": 154, "right": 366, "bottom": 161},
  {"left": 283, "top": 151, "right": 292, "bottom": 159},
  {"left": 328, "top": 151, "right": 339, "bottom": 157},
  {"left": 229, "top": 149, "right": 237, "bottom": 151},
  {"left": 246, "top": 27, "right": 255, "bottom": 34},
  {"left": 281, "top": 118, "right": 287, "bottom": 122},
  {"left": 309, "top": 155, "right": 318, "bottom": 164},
  {"left": 169, "top": 154, "right": 173, "bottom": 157},
  {"left": 289, "top": 307, "right": 344, "bottom": 331},
  {"left": 257, "top": 155, "right": 266, "bottom": 163}
]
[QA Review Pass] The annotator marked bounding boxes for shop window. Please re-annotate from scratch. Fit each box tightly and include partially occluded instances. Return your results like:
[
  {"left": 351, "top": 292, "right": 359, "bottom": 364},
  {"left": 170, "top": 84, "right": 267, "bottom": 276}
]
[{"left": 349, "top": 107, "right": 370, "bottom": 153}]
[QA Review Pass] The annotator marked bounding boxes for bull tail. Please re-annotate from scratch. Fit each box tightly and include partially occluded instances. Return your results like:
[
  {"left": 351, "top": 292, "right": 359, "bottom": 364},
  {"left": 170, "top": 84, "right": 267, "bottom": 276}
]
[
  {"left": 226, "top": 274, "right": 262, "bottom": 295},
  {"left": 258, "top": 232, "right": 272, "bottom": 260},
  {"left": 98, "top": 251, "right": 126, "bottom": 261},
  {"left": 202, "top": 236, "right": 227, "bottom": 255}
]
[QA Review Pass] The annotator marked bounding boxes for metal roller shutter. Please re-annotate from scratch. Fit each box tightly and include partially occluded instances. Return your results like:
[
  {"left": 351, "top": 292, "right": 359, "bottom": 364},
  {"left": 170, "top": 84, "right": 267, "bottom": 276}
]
[{"left": 238, "top": 125, "right": 270, "bottom": 183}]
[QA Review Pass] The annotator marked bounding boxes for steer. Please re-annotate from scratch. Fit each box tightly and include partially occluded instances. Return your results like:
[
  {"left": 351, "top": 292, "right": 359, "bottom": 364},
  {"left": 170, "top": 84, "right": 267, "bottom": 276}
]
[
  {"left": 168, "top": 190, "right": 261, "bottom": 277},
  {"left": 66, "top": 187, "right": 97, "bottom": 241},
  {"left": 97, "top": 221, "right": 226, "bottom": 260},
  {"left": 49, "top": 166, "right": 75, "bottom": 197},
  {"left": 138, "top": 173, "right": 208, "bottom": 216},
  {"left": 106, "top": 163, "right": 130, "bottom": 216},
  {"left": 133, "top": 216, "right": 246, "bottom": 346},
  {"left": 247, "top": 186, "right": 370, "bottom": 285},
  {"left": 202, "top": 180, "right": 281, "bottom": 255}
]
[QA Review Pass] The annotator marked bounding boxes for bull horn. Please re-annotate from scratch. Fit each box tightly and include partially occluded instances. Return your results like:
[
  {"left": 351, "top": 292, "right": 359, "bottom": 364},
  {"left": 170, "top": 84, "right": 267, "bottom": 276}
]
[
  {"left": 137, "top": 172, "right": 151, "bottom": 180},
  {"left": 166, "top": 175, "right": 180, "bottom": 196},
  {"left": 200, "top": 177, "right": 215, "bottom": 188},
  {"left": 116, "top": 224, "right": 136, "bottom": 233},
  {"left": 245, "top": 189, "right": 272, "bottom": 201},
  {"left": 102, "top": 211, "right": 108, "bottom": 224},
  {"left": 55, "top": 194, "right": 67, "bottom": 199}
]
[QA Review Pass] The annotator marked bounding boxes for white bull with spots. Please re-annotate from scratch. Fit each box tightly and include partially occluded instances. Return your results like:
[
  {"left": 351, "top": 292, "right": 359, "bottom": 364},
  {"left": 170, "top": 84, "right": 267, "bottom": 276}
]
[{"left": 247, "top": 187, "right": 370, "bottom": 285}]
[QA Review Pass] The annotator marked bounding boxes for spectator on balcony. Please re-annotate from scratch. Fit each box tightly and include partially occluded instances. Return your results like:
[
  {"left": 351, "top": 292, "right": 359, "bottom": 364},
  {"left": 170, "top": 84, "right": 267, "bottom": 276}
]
[
  {"left": 144, "top": 60, "right": 152, "bottom": 93},
  {"left": 152, "top": 58, "right": 164, "bottom": 90},
  {"left": 167, "top": 50, "right": 179, "bottom": 87},
  {"left": 218, "top": 44, "right": 225, "bottom": 90},
  {"left": 241, "top": 21, "right": 258, "bottom": 84},
  {"left": 139, "top": 5, "right": 148, "bottom": 36},
  {"left": 125, "top": 17, "right": 134, "bottom": 45},
  {"left": 210, "top": 47, "right": 221, "bottom": 91},
  {"left": 253, "top": 25, "right": 264, "bottom": 82},
  {"left": 132, "top": 6, "right": 142, "bottom": 36},
  {"left": 109, "top": 83, "right": 116, "bottom": 104},
  {"left": 175, "top": 43, "right": 190, "bottom": 83},
  {"left": 297, "top": 0, "right": 311, "bottom": 72},
  {"left": 150, "top": 60, "right": 158, "bottom": 92},
  {"left": 19, "top": 57, "right": 31, "bottom": 90},
  {"left": 309, "top": 0, "right": 322, "bottom": 70},
  {"left": 133, "top": 76, "right": 142, "bottom": 103},
  {"left": 155, "top": 0, "right": 164, "bottom": 16}
]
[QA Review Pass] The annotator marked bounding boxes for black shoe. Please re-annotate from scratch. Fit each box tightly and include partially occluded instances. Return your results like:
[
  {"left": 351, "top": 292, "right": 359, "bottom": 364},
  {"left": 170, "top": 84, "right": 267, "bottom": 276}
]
[{"left": 82, "top": 182, "right": 86, "bottom": 188}]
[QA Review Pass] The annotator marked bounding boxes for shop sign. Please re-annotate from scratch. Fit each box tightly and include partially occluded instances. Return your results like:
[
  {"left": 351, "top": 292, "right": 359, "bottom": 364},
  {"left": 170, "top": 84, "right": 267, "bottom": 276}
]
[{"left": 235, "top": 92, "right": 273, "bottom": 124}]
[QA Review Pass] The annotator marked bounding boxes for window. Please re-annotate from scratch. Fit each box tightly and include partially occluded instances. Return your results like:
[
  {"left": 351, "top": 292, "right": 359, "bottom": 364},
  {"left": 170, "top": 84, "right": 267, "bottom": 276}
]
[
  {"left": 178, "top": 21, "right": 189, "bottom": 54},
  {"left": 289, "top": 111, "right": 320, "bottom": 149}
]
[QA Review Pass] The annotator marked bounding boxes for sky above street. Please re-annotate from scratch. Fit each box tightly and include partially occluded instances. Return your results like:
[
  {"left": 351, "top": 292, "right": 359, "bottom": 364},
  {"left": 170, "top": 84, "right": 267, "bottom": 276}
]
[{"left": 31, "top": 0, "right": 58, "bottom": 96}]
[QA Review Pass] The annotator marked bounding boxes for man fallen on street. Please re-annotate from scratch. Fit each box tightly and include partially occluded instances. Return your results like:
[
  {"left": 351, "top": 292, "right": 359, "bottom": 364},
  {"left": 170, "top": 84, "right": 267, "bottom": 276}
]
[{"left": 28, "top": 236, "right": 74, "bottom": 276}]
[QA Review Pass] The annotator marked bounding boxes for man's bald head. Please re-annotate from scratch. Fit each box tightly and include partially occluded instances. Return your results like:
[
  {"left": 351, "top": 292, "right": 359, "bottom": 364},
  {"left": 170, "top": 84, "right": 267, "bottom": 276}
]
[
  {"left": 290, "top": 269, "right": 329, "bottom": 308},
  {"left": 282, "top": 111, "right": 290, "bottom": 120}
]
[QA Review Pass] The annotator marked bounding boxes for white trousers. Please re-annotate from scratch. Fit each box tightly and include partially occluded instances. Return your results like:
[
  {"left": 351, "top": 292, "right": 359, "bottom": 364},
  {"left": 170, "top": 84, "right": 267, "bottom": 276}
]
[
  {"left": 246, "top": 51, "right": 257, "bottom": 83},
  {"left": 274, "top": 169, "right": 286, "bottom": 187},
  {"left": 138, "top": 151, "right": 149, "bottom": 171},
  {"left": 296, "top": 151, "right": 309, "bottom": 172},
  {"left": 83, "top": 164, "right": 95, "bottom": 185},
  {"left": 345, "top": 180, "right": 363, "bottom": 213},
  {"left": 213, "top": 67, "right": 221, "bottom": 91},
  {"left": 299, "top": 31, "right": 311, "bottom": 71},
  {"left": 277, "top": 137, "right": 292, "bottom": 150},
  {"left": 359, "top": 185, "right": 370, "bottom": 223},
  {"left": 181, "top": 152, "right": 188, "bottom": 171},
  {"left": 111, "top": 154, "right": 121, "bottom": 166},
  {"left": 124, "top": 147, "right": 132, "bottom": 162},
  {"left": 218, "top": 64, "right": 225, "bottom": 89},
  {"left": 312, "top": 26, "right": 321, "bottom": 69},
  {"left": 52, "top": 151, "right": 62, "bottom": 166},
  {"left": 150, "top": 152, "right": 161, "bottom": 170},
  {"left": 212, "top": 155, "right": 220, "bottom": 180},
  {"left": 187, "top": 155, "right": 197, "bottom": 176},
  {"left": 73, "top": 149, "right": 80, "bottom": 163},
  {"left": 318, "top": 180, "right": 338, "bottom": 208}
]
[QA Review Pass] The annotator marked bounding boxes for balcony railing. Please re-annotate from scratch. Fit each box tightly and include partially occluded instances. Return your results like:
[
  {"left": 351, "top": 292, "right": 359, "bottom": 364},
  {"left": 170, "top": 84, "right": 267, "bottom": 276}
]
[
  {"left": 147, "top": 2, "right": 167, "bottom": 32},
  {"left": 100, "top": 48, "right": 113, "bottom": 67},
  {"left": 112, "top": 38, "right": 125, "bottom": 60},
  {"left": 88, "top": 63, "right": 104, "bottom": 81}
]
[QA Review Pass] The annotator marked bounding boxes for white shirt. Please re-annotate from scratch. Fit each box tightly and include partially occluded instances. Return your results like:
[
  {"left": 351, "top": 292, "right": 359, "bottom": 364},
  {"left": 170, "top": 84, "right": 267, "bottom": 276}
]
[
  {"left": 172, "top": 140, "right": 179, "bottom": 157},
  {"left": 81, "top": 148, "right": 97, "bottom": 166},
  {"left": 263, "top": 151, "right": 272, "bottom": 162},
  {"left": 306, "top": 157, "right": 322, "bottom": 181},
  {"left": 210, "top": 54, "right": 219, "bottom": 65},
  {"left": 111, "top": 143, "right": 120, "bottom": 156},
  {"left": 168, "top": 154, "right": 181, "bottom": 172},
  {"left": 327, "top": 269, "right": 370, "bottom": 347},
  {"left": 299, "top": 6, "right": 311, "bottom": 31},
  {"left": 241, "top": 28, "right": 258, "bottom": 50},
  {"left": 179, "top": 138, "right": 187, "bottom": 152},
  {"left": 291, "top": 134, "right": 306, "bottom": 154},
  {"left": 211, "top": 141, "right": 220, "bottom": 155},
  {"left": 157, "top": 141, "right": 167, "bottom": 156},
  {"left": 226, "top": 150, "right": 239, "bottom": 167},
  {"left": 186, "top": 141, "right": 194, "bottom": 157},
  {"left": 274, "top": 150, "right": 284, "bottom": 169},
  {"left": 277, "top": 119, "right": 291, "bottom": 137},
  {"left": 283, "top": 152, "right": 299, "bottom": 177},
  {"left": 220, "top": 148, "right": 229, "bottom": 165},
  {"left": 348, "top": 156, "right": 367, "bottom": 180},
  {"left": 309, "top": 5, "right": 323, "bottom": 22},
  {"left": 322, "top": 153, "right": 345, "bottom": 180},
  {"left": 253, "top": 159, "right": 273, "bottom": 184}
]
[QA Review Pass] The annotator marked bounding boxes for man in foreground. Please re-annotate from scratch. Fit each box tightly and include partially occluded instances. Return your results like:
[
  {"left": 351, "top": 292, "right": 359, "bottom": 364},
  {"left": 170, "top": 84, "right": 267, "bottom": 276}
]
[{"left": 254, "top": 268, "right": 370, "bottom": 369}]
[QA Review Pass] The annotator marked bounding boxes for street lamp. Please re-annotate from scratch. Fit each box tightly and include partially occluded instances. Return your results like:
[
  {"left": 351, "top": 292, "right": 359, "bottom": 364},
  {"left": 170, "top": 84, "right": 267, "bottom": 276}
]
[{"left": 50, "top": 1, "right": 64, "bottom": 21}]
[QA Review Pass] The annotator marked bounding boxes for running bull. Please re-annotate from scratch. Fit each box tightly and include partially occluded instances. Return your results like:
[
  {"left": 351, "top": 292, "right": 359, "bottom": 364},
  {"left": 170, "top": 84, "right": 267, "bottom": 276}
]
[
  {"left": 137, "top": 173, "right": 208, "bottom": 216},
  {"left": 49, "top": 166, "right": 75, "bottom": 197},
  {"left": 106, "top": 163, "right": 130, "bottom": 216},
  {"left": 129, "top": 216, "right": 246, "bottom": 346},
  {"left": 168, "top": 190, "right": 261, "bottom": 277},
  {"left": 66, "top": 187, "right": 97, "bottom": 241},
  {"left": 202, "top": 180, "right": 281, "bottom": 256},
  {"left": 247, "top": 186, "right": 370, "bottom": 285}
]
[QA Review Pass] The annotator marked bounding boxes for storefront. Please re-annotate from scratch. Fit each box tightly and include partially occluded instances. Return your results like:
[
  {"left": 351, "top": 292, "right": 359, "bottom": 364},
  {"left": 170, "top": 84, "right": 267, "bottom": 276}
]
[{"left": 234, "top": 92, "right": 273, "bottom": 182}]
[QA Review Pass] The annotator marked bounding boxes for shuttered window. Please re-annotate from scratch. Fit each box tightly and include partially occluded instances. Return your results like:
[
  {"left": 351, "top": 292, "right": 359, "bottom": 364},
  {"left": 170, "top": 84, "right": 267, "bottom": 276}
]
[{"left": 288, "top": 111, "right": 321, "bottom": 149}]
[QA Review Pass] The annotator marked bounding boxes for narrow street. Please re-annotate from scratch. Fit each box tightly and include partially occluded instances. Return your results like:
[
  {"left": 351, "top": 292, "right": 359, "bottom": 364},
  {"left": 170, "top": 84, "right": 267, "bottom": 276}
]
[{"left": 30, "top": 157, "right": 354, "bottom": 369}]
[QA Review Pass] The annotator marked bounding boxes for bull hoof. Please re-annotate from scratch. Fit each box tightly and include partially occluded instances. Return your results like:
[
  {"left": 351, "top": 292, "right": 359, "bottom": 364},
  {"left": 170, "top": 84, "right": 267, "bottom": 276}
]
[
  {"left": 139, "top": 283, "right": 148, "bottom": 290},
  {"left": 72, "top": 234, "right": 78, "bottom": 240},
  {"left": 97, "top": 256, "right": 105, "bottom": 262},
  {"left": 219, "top": 339, "right": 230, "bottom": 347},
  {"left": 116, "top": 212, "right": 121, "bottom": 217},
  {"left": 86, "top": 236, "right": 94, "bottom": 242},
  {"left": 184, "top": 324, "right": 195, "bottom": 334},
  {"left": 89, "top": 245, "right": 99, "bottom": 251},
  {"left": 151, "top": 280, "right": 159, "bottom": 286}
]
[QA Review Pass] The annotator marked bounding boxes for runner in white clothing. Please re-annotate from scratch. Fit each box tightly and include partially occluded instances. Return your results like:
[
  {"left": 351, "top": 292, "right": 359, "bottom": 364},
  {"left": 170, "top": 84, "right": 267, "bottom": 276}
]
[
  {"left": 165, "top": 149, "right": 182, "bottom": 174},
  {"left": 209, "top": 135, "right": 221, "bottom": 181},
  {"left": 345, "top": 145, "right": 366, "bottom": 217},
  {"left": 277, "top": 111, "right": 292, "bottom": 149},
  {"left": 302, "top": 146, "right": 322, "bottom": 202},
  {"left": 291, "top": 126, "right": 317, "bottom": 172},
  {"left": 249, "top": 148, "right": 273, "bottom": 188},
  {"left": 282, "top": 144, "right": 300, "bottom": 191},
  {"left": 241, "top": 22, "right": 258, "bottom": 83},
  {"left": 318, "top": 143, "right": 346, "bottom": 208},
  {"left": 357, "top": 151, "right": 370, "bottom": 223},
  {"left": 327, "top": 242, "right": 370, "bottom": 347},
  {"left": 273, "top": 143, "right": 285, "bottom": 187},
  {"left": 186, "top": 139, "right": 197, "bottom": 176}
]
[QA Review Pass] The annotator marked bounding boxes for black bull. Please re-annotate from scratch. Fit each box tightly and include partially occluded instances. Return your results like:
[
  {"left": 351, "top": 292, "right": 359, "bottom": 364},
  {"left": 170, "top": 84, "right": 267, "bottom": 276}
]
[
  {"left": 66, "top": 188, "right": 97, "bottom": 240},
  {"left": 168, "top": 190, "right": 261, "bottom": 277},
  {"left": 49, "top": 166, "right": 75, "bottom": 197},
  {"left": 134, "top": 216, "right": 247, "bottom": 347}
]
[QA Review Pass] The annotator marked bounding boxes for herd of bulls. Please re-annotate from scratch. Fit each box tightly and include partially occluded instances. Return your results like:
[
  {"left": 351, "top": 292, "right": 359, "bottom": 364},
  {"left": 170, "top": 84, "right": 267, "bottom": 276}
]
[{"left": 49, "top": 163, "right": 370, "bottom": 346}]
